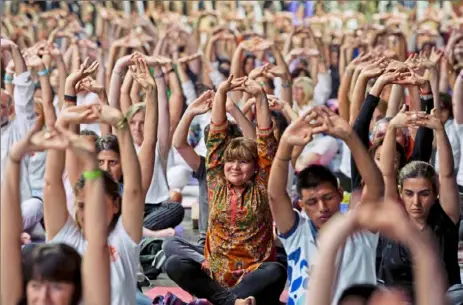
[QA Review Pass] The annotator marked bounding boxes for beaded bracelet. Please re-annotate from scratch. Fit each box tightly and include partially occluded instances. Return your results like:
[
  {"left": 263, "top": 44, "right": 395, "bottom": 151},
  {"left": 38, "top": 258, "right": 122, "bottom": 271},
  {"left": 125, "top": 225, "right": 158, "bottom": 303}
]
[
  {"left": 82, "top": 169, "right": 103, "bottom": 180},
  {"left": 37, "top": 69, "right": 49, "bottom": 77},
  {"left": 115, "top": 116, "right": 128, "bottom": 129}
]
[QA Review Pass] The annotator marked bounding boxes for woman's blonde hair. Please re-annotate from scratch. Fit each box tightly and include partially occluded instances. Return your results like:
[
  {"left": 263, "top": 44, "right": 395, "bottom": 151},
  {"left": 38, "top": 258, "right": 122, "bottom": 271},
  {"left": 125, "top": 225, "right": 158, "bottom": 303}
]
[
  {"left": 293, "top": 76, "right": 314, "bottom": 106},
  {"left": 223, "top": 137, "right": 258, "bottom": 165},
  {"left": 125, "top": 102, "right": 146, "bottom": 121},
  {"left": 398, "top": 161, "right": 438, "bottom": 195}
]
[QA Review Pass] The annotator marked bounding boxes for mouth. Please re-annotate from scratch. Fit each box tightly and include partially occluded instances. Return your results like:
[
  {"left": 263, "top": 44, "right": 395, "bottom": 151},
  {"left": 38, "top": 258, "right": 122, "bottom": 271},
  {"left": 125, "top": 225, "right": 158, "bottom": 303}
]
[{"left": 319, "top": 215, "right": 331, "bottom": 222}]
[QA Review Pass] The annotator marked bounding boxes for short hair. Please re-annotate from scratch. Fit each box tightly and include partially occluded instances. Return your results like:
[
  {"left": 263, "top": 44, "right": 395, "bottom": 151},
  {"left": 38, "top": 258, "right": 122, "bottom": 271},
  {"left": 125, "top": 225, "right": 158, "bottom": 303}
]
[
  {"left": 80, "top": 129, "right": 99, "bottom": 139},
  {"left": 96, "top": 134, "right": 120, "bottom": 155},
  {"left": 126, "top": 102, "right": 146, "bottom": 121},
  {"left": 338, "top": 284, "right": 378, "bottom": 305},
  {"left": 203, "top": 122, "right": 243, "bottom": 143},
  {"left": 297, "top": 165, "right": 338, "bottom": 196},
  {"left": 398, "top": 161, "right": 438, "bottom": 194},
  {"left": 21, "top": 243, "right": 82, "bottom": 305},
  {"left": 223, "top": 137, "right": 258, "bottom": 164}
]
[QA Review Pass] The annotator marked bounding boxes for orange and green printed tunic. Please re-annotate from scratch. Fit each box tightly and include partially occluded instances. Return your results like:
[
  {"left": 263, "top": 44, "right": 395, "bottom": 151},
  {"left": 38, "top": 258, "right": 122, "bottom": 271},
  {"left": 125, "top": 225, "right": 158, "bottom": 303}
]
[{"left": 202, "top": 120, "right": 277, "bottom": 288}]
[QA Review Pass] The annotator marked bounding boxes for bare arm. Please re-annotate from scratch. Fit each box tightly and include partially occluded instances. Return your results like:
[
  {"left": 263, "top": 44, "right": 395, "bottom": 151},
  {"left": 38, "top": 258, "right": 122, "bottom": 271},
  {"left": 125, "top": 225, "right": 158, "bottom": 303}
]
[
  {"left": 385, "top": 84, "right": 404, "bottom": 117},
  {"left": 435, "top": 123, "right": 460, "bottom": 224},
  {"left": 1, "top": 156, "right": 24, "bottom": 305},
  {"left": 133, "top": 68, "right": 158, "bottom": 197},
  {"left": 120, "top": 70, "right": 134, "bottom": 115},
  {"left": 81, "top": 156, "right": 110, "bottom": 305},
  {"left": 227, "top": 99, "right": 256, "bottom": 140},
  {"left": 172, "top": 110, "right": 202, "bottom": 172}
]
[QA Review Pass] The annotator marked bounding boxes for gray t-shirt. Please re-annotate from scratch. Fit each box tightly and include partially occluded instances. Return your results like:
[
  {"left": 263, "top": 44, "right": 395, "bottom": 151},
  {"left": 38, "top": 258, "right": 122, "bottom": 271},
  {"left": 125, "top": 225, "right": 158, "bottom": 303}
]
[{"left": 193, "top": 156, "right": 208, "bottom": 243}]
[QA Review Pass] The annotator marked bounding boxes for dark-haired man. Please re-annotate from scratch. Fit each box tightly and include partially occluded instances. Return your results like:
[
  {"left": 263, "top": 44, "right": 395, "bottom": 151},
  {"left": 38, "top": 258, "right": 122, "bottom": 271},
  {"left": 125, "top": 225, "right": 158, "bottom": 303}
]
[{"left": 268, "top": 107, "right": 384, "bottom": 305}]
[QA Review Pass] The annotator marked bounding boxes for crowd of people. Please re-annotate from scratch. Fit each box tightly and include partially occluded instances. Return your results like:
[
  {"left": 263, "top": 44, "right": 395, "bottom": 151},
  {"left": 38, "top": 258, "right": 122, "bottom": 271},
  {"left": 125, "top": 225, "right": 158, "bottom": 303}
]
[{"left": 2, "top": 1, "right": 463, "bottom": 305}]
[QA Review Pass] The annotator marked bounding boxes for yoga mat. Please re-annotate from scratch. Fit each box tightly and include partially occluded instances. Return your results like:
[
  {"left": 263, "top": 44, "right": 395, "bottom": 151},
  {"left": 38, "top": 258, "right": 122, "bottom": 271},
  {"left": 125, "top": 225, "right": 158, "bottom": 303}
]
[{"left": 145, "top": 287, "right": 289, "bottom": 304}]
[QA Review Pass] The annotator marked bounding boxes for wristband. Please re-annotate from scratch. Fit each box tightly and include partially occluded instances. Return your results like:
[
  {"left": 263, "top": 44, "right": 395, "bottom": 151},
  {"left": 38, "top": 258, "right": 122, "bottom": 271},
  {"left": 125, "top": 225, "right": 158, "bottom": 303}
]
[
  {"left": 420, "top": 94, "right": 433, "bottom": 101},
  {"left": 64, "top": 95, "right": 77, "bottom": 102},
  {"left": 4, "top": 74, "right": 13, "bottom": 83},
  {"left": 37, "top": 69, "right": 49, "bottom": 77},
  {"left": 282, "top": 81, "right": 292, "bottom": 88},
  {"left": 115, "top": 116, "right": 128, "bottom": 129},
  {"left": 82, "top": 169, "right": 103, "bottom": 180}
]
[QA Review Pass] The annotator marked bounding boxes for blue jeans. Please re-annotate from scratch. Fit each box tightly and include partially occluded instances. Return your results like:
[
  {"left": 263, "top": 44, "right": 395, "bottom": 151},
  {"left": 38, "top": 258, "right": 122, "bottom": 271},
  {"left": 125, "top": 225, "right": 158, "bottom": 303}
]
[{"left": 136, "top": 291, "right": 152, "bottom": 305}]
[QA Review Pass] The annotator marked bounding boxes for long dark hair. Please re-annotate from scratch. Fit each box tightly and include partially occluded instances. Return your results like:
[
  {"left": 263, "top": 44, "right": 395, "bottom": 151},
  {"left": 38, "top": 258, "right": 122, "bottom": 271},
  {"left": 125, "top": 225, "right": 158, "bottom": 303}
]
[{"left": 19, "top": 243, "right": 82, "bottom": 305}]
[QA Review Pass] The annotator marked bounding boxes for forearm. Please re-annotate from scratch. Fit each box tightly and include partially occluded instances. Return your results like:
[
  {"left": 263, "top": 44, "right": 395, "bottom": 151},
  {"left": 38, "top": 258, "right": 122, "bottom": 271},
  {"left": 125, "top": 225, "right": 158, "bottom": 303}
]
[
  {"left": 346, "top": 131, "right": 384, "bottom": 200},
  {"left": 155, "top": 71, "right": 170, "bottom": 159},
  {"left": 228, "top": 105, "right": 256, "bottom": 140},
  {"left": 11, "top": 45, "right": 27, "bottom": 74},
  {"left": 38, "top": 65, "right": 56, "bottom": 128},
  {"left": 212, "top": 90, "right": 228, "bottom": 124},
  {"left": 0, "top": 159, "right": 23, "bottom": 305},
  {"left": 108, "top": 61, "right": 127, "bottom": 110},
  {"left": 173, "top": 110, "right": 195, "bottom": 149},
  {"left": 338, "top": 69, "right": 354, "bottom": 122},
  {"left": 56, "top": 57, "right": 67, "bottom": 111},
  {"left": 349, "top": 74, "right": 370, "bottom": 125},
  {"left": 386, "top": 85, "right": 404, "bottom": 117},
  {"left": 116, "top": 126, "right": 142, "bottom": 190},
  {"left": 255, "top": 92, "right": 272, "bottom": 129}
]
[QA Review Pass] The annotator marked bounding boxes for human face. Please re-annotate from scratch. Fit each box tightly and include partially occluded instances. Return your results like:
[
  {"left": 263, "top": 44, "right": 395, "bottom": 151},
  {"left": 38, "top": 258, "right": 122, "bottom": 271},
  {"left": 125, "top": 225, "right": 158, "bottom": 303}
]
[
  {"left": 374, "top": 144, "right": 401, "bottom": 172},
  {"left": 244, "top": 57, "right": 255, "bottom": 75},
  {"left": 26, "top": 279, "right": 74, "bottom": 305},
  {"left": 299, "top": 182, "right": 342, "bottom": 229},
  {"left": 400, "top": 177, "right": 436, "bottom": 223},
  {"left": 129, "top": 111, "right": 145, "bottom": 146},
  {"left": 224, "top": 159, "right": 256, "bottom": 187},
  {"left": 75, "top": 189, "right": 119, "bottom": 232},
  {"left": 98, "top": 150, "right": 122, "bottom": 181},
  {"left": 293, "top": 85, "right": 304, "bottom": 105},
  {"left": 0, "top": 89, "right": 12, "bottom": 125}
]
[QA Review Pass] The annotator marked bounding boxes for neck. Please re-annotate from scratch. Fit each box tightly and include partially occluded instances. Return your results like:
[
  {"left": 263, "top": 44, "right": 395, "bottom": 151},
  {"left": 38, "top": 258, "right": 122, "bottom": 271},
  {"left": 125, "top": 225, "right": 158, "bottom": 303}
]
[{"left": 411, "top": 217, "right": 426, "bottom": 230}]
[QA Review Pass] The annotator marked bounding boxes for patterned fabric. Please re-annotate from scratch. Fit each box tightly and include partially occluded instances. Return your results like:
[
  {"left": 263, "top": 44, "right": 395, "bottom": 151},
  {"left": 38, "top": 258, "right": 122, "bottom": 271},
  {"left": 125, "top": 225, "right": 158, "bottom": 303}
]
[
  {"left": 153, "top": 292, "right": 212, "bottom": 305},
  {"left": 203, "top": 120, "right": 277, "bottom": 288}
]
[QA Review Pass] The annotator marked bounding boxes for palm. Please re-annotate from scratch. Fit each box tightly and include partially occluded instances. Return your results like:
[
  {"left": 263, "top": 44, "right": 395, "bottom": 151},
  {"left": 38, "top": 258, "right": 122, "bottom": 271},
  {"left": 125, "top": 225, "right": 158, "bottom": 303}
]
[
  {"left": 284, "top": 122, "right": 314, "bottom": 146},
  {"left": 27, "top": 55, "right": 43, "bottom": 68},
  {"left": 97, "top": 105, "right": 123, "bottom": 126}
]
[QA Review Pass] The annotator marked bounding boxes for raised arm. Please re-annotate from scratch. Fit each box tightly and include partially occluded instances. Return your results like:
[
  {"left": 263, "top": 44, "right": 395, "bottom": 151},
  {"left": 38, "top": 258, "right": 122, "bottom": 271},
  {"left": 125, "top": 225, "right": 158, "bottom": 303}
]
[
  {"left": 319, "top": 107, "right": 384, "bottom": 203},
  {"left": 173, "top": 91, "right": 213, "bottom": 172},
  {"left": 120, "top": 68, "right": 134, "bottom": 115},
  {"left": 130, "top": 59, "right": 158, "bottom": 197},
  {"left": 269, "top": 110, "right": 324, "bottom": 234},
  {"left": 226, "top": 97, "right": 256, "bottom": 140},
  {"left": 1, "top": 38, "right": 35, "bottom": 123},
  {"left": 415, "top": 111, "right": 460, "bottom": 224},
  {"left": 76, "top": 138, "right": 110, "bottom": 305}
]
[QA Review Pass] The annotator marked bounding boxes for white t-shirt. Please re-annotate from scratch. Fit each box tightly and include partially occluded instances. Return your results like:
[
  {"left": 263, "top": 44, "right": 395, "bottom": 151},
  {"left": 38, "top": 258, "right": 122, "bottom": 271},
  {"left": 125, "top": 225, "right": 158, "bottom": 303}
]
[
  {"left": 143, "top": 144, "right": 170, "bottom": 204},
  {"left": 435, "top": 119, "right": 460, "bottom": 175},
  {"left": 28, "top": 151, "right": 47, "bottom": 199},
  {"left": 1, "top": 71, "right": 36, "bottom": 203},
  {"left": 48, "top": 217, "right": 139, "bottom": 305},
  {"left": 278, "top": 210, "right": 378, "bottom": 305},
  {"left": 339, "top": 141, "right": 351, "bottom": 178}
]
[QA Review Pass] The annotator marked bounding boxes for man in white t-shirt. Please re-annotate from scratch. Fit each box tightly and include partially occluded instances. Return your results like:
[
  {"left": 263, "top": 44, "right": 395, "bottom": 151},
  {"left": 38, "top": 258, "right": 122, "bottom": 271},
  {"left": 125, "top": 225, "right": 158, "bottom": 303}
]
[
  {"left": 1, "top": 38, "right": 41, "bottom": 232},
  {"left": 268, "top": 110, "right": 385, "bottom": 305}
]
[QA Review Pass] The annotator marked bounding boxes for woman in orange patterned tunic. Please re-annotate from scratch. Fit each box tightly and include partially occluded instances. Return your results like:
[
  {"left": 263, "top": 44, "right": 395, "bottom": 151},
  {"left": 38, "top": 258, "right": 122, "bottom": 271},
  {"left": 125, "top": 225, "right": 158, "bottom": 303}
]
[{"left": 164, "top": 76, "right": 287, "bottom": 305}]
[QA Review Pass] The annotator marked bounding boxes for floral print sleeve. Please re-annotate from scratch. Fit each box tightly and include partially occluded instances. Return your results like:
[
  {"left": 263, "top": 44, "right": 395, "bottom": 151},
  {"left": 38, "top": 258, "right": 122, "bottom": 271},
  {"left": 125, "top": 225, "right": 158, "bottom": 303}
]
[
  {"left": 256, "top": 126, "right": 277, "bottom": 182},
  {"left": 206, "top": 121, "right": 229, "bottom": 184}
]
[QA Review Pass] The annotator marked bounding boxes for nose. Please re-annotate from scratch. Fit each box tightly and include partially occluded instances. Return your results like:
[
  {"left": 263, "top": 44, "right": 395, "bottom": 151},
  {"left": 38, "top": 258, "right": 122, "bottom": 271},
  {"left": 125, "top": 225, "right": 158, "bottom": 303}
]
[
  {"left": 317, "top": 199, "right": 329, "bottom": 213},
  {"left": 100, "top": 161, "right": 110, "bottom": 172},
  {"left": 37, "top": 285, "right": 50, "bottom": 303},
  {"left": 412, "top": 194, "right": 421, "bottom": 207}
]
